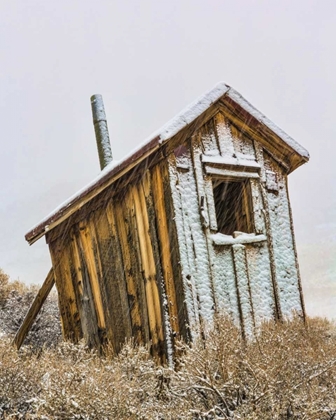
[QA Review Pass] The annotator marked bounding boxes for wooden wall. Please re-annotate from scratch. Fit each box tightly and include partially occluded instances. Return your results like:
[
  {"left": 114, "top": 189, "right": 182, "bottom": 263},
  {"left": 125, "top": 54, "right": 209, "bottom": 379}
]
[
  {"left": 168, "top": 108, "right": 304, "bottom": 338},
  {"left": 47, "top": 103, "right": 304, "bottom": 359},
  {"left": 47, "top": 159, "right": 188, "bottom": 362}
]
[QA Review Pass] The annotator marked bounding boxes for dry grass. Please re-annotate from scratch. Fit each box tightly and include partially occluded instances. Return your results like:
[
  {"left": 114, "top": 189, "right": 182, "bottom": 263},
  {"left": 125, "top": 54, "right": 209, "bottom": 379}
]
[
  {"left": 0, "top": 317, "right": 335, "bottom": 419},
  {"left": 0, "top": 270, "right": 335, "bottom": 419},
  {"left": 0, "top": 270, "right": 61, "bottom": 349}
]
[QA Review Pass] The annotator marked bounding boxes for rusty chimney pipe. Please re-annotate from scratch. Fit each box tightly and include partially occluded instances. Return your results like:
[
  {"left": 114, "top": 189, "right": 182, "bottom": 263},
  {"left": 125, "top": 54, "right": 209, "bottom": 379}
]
[{"left": 90, "top": 94, "right": 113, "bottom": 170}]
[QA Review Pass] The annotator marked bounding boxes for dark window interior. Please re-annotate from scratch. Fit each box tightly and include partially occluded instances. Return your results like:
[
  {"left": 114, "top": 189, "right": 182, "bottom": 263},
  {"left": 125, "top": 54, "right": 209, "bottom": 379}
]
[{"left": 213, "top": 179, "right": 253, "bottom": 235}]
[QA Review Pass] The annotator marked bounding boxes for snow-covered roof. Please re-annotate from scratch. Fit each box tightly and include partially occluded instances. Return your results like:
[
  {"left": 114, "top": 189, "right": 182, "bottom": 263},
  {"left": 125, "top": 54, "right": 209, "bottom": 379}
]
[{"left": 26, "top": 82, "right": 309, "bottom": 245}]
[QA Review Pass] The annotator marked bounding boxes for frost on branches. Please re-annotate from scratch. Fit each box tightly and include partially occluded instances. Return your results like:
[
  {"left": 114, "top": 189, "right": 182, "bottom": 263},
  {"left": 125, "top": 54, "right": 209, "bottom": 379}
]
[{"left": 0, "top": 270, "right": 336, "bottom": 420}]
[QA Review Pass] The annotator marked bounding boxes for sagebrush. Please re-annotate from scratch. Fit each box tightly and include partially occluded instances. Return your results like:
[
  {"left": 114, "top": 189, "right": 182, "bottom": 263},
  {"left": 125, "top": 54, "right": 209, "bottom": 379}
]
[
  {"left": 0, "top": 268, "right": 61, "bottom": 348},
  {"left": 0, "top": 269, "right": 335, "bottom": 419}
]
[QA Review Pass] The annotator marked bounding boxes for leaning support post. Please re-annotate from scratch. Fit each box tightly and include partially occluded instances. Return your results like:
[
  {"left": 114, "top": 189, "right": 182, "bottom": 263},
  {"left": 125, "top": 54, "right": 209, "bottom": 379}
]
[
  {"left": 91, "top": 94, "right": 113, "bottom": 170},
  {"left": 13, "top": 268, "right": 55, "bottom": 350}
]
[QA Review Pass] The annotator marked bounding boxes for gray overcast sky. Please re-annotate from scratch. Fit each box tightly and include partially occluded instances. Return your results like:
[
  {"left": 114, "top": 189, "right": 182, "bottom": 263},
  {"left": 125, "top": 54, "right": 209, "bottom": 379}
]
[{"left": 1, "top": 0, "right": 335, "bottom": 318}]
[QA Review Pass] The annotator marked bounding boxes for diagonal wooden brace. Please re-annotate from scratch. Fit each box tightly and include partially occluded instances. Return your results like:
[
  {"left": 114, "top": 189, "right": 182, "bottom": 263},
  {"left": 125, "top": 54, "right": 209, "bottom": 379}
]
[{"left": 13, "top": 268, "right": 55, "bottom": 350}]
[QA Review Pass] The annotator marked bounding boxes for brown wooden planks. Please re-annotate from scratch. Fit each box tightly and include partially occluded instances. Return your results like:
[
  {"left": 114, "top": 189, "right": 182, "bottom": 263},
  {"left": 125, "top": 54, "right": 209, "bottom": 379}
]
[
  {"left": 13, "top": 268, "right": 55, "bottom": 350},
  {"left": 68, "top": 227, "right": 100, "bottom": 348},
  {"left": 151, "top": 164, "right": 180, "bottom": 343},
  {"left": 163, "top": 158, "right": 190, "bottom": 342},
  {"left": 77, "top": 219, "right": 106, "bottom": 330},
  {"left": 49, "top": 238, "right": 83, "bottom": 342},
  {"left": 113, "top": 197, "right": 149, "bottom": 345},
  {"left": 141, "top": 171, "right": 170, "bottom": 361},
  {"left": 103, "top": 201, "right": 133, "bottom": 351},
  {"left": 88, "top": 207, "right": 117, "bottom": 349},
  {"left": 132, "top": 181, "right": 165, "bottom": 360}
]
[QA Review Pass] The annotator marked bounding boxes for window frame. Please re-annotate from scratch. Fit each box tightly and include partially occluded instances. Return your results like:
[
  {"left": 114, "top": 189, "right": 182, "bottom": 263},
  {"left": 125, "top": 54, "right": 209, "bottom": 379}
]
[{"left": 201, "top": 154, "right": 266, "bottom": 244}]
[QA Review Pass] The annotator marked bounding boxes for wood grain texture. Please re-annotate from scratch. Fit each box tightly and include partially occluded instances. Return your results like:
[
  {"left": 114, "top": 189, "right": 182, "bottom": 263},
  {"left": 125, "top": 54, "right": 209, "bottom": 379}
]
[
  {"left": 141, "top": 170, "right": 170, "bottom": 361},
  {"left": 254, "top": 144, "right": 282, "bottom": 321},
  {"left": 115, "top": 192, "right": 150, "bottom": 345},
  {"left": 71, "top": 227, "right": 101, "bottom": 348},
  {"left": 68, "top": 229, "right": 97, "bottom": 345},
  {"left": 96, "top": 202, "right": 132, "bottom": 353},
  {"left": 77, "top": 219, "right": 106, "bottom": 330},
  {"left": 213, "top": 111, "right": 235, "bottom": 157},
  {"left": 49, "top": 238, "right": 83, "bottom": 342},
  {"left": 132, "top": 182, "right": 165, "bottom": 360},
  {"left": 151, "top": 164, "right": 179, "bottom": 340}
]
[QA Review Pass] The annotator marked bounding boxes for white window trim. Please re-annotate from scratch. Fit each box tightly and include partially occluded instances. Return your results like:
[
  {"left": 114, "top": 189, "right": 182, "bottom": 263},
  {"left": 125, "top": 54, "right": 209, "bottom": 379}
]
[{"left": 201, "top": 155, "right": 266, "bottom": 244}]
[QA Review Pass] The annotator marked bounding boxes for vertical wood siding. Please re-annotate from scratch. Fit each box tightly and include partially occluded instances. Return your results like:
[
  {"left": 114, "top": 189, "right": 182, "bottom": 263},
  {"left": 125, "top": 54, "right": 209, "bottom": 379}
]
[
  {"left": 48, "top": 159, "right": 185, "bottom": 361},
  {"left": 262, "top": 153, "right": 303, "bottom": 318},
  {"left": 48, "top": 104, "right": 303, "bottom": 358},
  {"left": 168, "top": 108, "right": 302, "bottom": 336}
]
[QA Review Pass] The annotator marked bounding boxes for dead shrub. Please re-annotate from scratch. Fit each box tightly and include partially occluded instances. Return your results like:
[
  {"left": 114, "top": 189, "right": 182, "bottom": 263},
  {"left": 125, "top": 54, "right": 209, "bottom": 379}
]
[
  {"left": 0, "top": 315, "right": 335, "bottom": 419},
  {"left": 0, "top": 271, "right": 335, "bottom": 419},
  {"left": 0, "top": 268, "right": 61, "bottom": 349},
  {"left": 0, "top": 268, "right": 10, "bottom": 306}
]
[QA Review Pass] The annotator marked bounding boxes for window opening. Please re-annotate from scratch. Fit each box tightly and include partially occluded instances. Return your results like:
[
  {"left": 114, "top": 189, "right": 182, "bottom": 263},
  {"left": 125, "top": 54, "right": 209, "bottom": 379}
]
[{"left": 212, "top": 179, "right": 253, "bottom": 235}]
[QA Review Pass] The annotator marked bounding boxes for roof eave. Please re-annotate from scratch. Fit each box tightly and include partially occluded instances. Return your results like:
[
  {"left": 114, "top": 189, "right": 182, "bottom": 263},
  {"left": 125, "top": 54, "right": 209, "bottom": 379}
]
[
  {"left": 25, "top": 135, "right": 161, "bottom": 245},
  {"left": 25, "top": 82, "right": 310, "bottom": 245},
  {"left": 226, "top": 88, "right": 310, "bottom": 161}
]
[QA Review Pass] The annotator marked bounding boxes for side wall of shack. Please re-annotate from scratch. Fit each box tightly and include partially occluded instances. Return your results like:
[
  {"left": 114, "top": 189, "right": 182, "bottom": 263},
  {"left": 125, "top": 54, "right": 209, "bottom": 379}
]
[
  {"left": 47, "top": 157, "right": 188, "bottom": 362},
  {"left": 168, "top": 109, "right": 304, "bottom": 338}
]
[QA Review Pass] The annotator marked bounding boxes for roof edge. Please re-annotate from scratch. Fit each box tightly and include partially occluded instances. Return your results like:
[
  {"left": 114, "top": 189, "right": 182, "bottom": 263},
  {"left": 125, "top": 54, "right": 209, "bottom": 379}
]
[
  {"left": 25, "top": 82, "right": 232, "bottom": 245},
  {"left": 227, "top": 88, "right": 310, "bottom": 160},
  {"left": 25, "top": 81, "right": 310, "bottom": 245},
  {"left": 25, "top": 135, "right": 160, "bottom": 244}
]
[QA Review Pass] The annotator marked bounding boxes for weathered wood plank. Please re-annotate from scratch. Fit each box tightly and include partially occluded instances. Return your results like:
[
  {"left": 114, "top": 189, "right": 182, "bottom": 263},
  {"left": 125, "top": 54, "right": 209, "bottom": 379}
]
[
  {"left": 203, "top": 175, "right": 218, "bottom": 232},
  {"left": 111, "top": 203, "right": 143, "bottom": 344},
  {"left": 285, "top": 177, "right": 306, "bottom": 322},
  {"left": 89, "top": 207, "right": 117, "bottom": 349},
  {"left": 245, "top": 242, "right": 275, "bottom": 327},
  {"left": 77, "top": 219, "right": 106, "bottom": 330},
  {"left": 250, "top": 178, "right": 265, "bottom": 235},
  {"left": 151, "top": 164, "right": 179, "bottom": 345},
  {"left": 232, "top": 244, "right": 255, "bottom": 339},
  {"left": 13, "top": 268, "right": 55, "bottom": 350},
  {"left": 254, "top": 143, "right": 282, "bottom": 321},
  {"left": 213, "top": 111, "right": 235, "bottom": 157},
  {"left": 49, "top": 238, "right": 82, "bottom": 341},
  {"left": 72, "top": 226, "right": 101, "bottom": 348},
  {"left": 190, "top": 134, "right": 216, "bottom": 318},
  {"left": 263, "top": 152, "right": 303, "bottom": 319},
  {"left": 167, "top": 153, "right": 200, "bottom": 337},
  {"left": 200, "top": 118, "right": 220, "bottom": 155},
  {"left": 162, "top": 159, "right": 190, "bottom": 342},
  {"left": 113, "top": 197, "right": 147, "bottom": 345},
  {"left": 104, "top": 200, "right": 133, "bottom": 348},
  {"left": 68, "top": 227, "right": 100, "bottom": 347},
  {"left": 230, "top": 122, "right": 255, "bottom": 159},
  {"left": 132, "top": 182, "right": 165, "bottom": 360},
  {"left": 241, "top": 181, "right": 253, "bottom": 233},
  {"left": 86, "top": 214, "right": 109, "bottom": 344},
  {"left": 141, "top": 170, "right": 170, "bottom": 362}
]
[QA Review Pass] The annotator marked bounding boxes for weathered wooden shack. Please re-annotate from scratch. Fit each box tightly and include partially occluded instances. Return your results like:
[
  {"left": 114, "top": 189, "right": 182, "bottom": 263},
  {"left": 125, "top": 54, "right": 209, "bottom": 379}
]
[{"left": 16, "top": 82, "right": 309, "bottom": 362}]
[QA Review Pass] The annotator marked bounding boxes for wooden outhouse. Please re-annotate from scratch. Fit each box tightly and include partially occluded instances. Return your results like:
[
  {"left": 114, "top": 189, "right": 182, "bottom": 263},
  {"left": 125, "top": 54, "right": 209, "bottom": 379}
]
[{"left": 18, "top": 82, "right": 309, "bottom": 362}]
